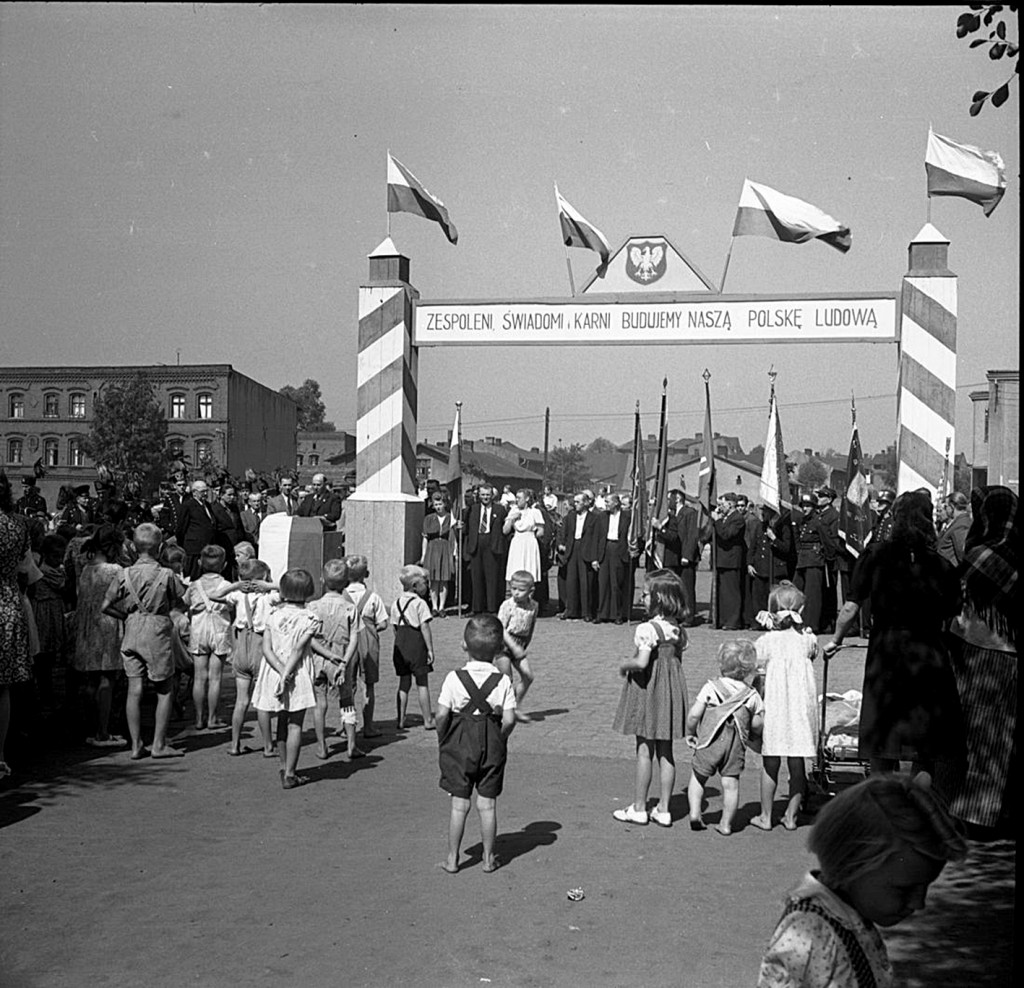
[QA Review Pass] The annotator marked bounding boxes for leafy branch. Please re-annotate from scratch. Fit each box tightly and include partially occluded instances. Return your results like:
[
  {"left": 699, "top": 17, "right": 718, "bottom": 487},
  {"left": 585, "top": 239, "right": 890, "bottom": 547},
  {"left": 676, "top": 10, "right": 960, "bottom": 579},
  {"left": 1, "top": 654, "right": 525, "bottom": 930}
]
[{"left": 957, "top": 4, "right": 1019, "bottom": 114}]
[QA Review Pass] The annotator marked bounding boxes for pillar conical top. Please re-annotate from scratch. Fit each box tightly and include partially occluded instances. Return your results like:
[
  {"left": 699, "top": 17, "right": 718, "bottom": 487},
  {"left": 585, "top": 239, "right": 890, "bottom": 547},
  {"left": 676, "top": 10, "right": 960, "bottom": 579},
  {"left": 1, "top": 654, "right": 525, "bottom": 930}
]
[
  {"left": 369, "top": 236, "right": 404, "bottom": 259},
  {"left": 367, "top": 237, "right": 411, "bottom": 283},
  {"left": 907, "top": 224, "right": 953, "bottom": 277},
  {"left": 911, "top": 223, "right": 949, "bottom": 245}
]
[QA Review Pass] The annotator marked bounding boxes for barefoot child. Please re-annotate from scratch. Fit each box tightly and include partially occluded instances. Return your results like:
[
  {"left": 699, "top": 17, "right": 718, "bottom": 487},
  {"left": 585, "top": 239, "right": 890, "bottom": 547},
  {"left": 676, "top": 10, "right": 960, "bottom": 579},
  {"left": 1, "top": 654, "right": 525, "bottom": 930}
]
[
  {"left": 749, "top": 581, "right": 819, "bottom": 832},
  {"left": 102, "top": 523, "right": 186, "bottom": 759},
  {"left": 223, "top": 558, "right": 278, "bottom": 756},
  {"left": 341, "top": 555, "right": 389, "bottom": 739},
  {"left": 496, "top": 570, "right": 538, "bottom": 723},
  {"left": 307, "top": 559, "right": 363, "bottom": 762},
  {"left": 251, "top": 568, "right": 346, "bottom": 789},
  {"left": 612, "top": 569, "right": 689, "bottom": 827},
  {"left": 757, "top": 773, "right": 967, "bottom": 987},
  {"left": 685, "top": 639, "right": 764, "bottom": 835},
  {"left": 183, "top": 545, "right": 234, "bottom": 731},
  {"left": 436, "top": 614, "right": 517, "bottom": 873},
  {"left": 391, "top": 564, "right": 436, "bottom": 731}
]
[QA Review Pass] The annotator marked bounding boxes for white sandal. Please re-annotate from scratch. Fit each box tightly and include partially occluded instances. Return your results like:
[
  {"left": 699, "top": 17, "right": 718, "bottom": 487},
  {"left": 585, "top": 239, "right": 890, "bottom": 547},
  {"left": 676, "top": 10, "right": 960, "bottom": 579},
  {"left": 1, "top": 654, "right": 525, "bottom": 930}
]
[{"left": 612, "top": 804, "right": 649, "bottom": 825}]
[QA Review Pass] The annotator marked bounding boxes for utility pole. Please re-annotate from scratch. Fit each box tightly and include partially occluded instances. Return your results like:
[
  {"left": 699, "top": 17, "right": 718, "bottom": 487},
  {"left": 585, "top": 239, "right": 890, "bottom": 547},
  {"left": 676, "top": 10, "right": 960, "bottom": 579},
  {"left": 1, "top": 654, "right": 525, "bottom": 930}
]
[{"left": 543, "top": 406, "right": 550, "bottom": 483}]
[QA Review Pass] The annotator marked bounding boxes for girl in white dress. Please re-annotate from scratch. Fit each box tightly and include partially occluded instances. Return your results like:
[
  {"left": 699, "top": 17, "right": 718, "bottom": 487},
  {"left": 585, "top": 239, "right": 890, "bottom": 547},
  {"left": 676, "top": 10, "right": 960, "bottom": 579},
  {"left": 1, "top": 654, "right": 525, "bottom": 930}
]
[
  {"left": 503, "top": 489, "right": 544, "bottom": 585},
  {"left": 750, "top": 580, "right": 819, "bottom": 832},
  {"left": 251, "top": 568, "right": 346, "bottom": 789}
]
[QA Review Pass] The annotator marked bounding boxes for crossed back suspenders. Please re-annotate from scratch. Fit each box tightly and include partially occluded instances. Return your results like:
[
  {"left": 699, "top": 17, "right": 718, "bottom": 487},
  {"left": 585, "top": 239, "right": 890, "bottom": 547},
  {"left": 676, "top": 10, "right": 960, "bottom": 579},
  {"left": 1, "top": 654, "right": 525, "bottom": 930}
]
[
  {"left": 455, "top": 670, "right": 502, "bottom": 717},
  {"left": 124, "top": 568, "right": 166, "bottom": 615}
]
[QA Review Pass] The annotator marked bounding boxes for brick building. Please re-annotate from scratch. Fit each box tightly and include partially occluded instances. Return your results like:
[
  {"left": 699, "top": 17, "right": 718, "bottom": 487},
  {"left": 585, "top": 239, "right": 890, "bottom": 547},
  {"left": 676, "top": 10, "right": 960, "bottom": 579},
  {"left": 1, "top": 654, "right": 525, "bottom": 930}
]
[
  {"left": 1, "top": 364, "right": 296, "bottom": 506},
  {"left": 295, "top": 430, "right": 356, "bottom": 488}
]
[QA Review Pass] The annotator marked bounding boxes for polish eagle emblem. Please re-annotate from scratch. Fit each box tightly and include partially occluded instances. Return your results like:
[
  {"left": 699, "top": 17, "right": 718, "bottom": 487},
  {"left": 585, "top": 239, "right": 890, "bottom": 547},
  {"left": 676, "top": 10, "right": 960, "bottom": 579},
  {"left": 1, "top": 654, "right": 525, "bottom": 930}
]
[{"left": 626, "top": 240, "right": 667, "bottom": 285}]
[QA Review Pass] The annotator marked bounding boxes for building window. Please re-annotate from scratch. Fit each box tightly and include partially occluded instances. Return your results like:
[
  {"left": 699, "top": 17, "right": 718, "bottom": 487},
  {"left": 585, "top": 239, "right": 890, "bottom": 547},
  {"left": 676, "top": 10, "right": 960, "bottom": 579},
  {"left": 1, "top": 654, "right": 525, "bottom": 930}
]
[
  {"left": 44, "top": 394, "right": 60, "bottom": 418},
  {"left": 68, "top": 439, "right": 85, "bottom": 467},
  {"left": 195, "top": 439, "right": 212, "bottom": 463},
  {"left": 7, "top": 438, "right": 23, "bottom": 464},
  {"left": 309, "top": 454, "right": 319, "bottom": 467},
  {"left": 168, "top": 439, "right": 185, "bottom": 460},
  {"left": 9, "top": 394, "right": 25, "bottom": 419},
  {"left": 69, "top": 393, "right": 86, "bottom": 419},
  {"left": 43, "top": 438, "right": 59, "bottom": 467},
  {"left": 296, "top": 454, "right": 305, "bottom": 467},
  {"left": 983, "top": 409, "right": 989, "bottom": 443},
  {"left": 170, "top": 394, "right": 186, "bottom": 419},
  {"left": 197, "top": 394, "right": 213, "bottom": 420},
  {"left": 736, "top": 475, "right": 743, "bottom": 486}
]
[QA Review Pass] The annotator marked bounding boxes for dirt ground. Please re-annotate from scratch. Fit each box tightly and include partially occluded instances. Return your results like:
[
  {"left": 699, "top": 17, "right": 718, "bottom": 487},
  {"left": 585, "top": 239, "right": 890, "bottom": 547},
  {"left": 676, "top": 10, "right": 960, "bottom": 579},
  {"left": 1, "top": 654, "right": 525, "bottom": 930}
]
[{"left": 0, "top": 574, "right": 1017, "bottom": 987}]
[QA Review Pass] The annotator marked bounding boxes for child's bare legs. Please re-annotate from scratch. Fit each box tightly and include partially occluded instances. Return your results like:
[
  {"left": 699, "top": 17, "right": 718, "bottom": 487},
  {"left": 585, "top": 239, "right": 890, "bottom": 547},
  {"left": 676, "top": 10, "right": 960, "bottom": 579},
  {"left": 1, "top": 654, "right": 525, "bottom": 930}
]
[
  {"left": 206, "top": 655, "right": 226, "bottom": 728},
  {"left": 150, "top": 679, "right": 178, "bottom": 756},
  {"left": 631, "top": 737, "right": 655, "bottom": 811},
  {"left": 780, "top": 757, "right": 806, "bottom": 829},
  {"left": 256, "top": 709, "right": 274, "bottom": 755},
  {"left": 361, "top": 683, "right": 379, "bottom": 737},
  {"left": 429, "top": 584, "right": 440, "bottom": 614},
  {"left": 191, "top": 654, "right": 209, "bottom": 729},
  {"left": 752, "top": 755, "right": 781, "bottom": 829},
  {"left": 437, "top": 582, "right": 448, "bottom": 614},
  {"left": 340, "top": 710, "right": 364, "bottom": 761},
  {"left": 513, "top": 657, "right": 534, "bottom": 722},
  {"left": 277, "top": 710, "right": 306, "bottom": 782},
  {"left": 687, "top": 771, "right": 708, "bottom": 829},
  {"left": 416, "top": 674, "right": 436, "bottom": 729},
  {"left": 396, "top": 675, "right": 411, "bottom": 728},
  {"left": 653, "top": 740, "right": 675, "bottom": 817},
  {"left": 125, "top": 676, "right": 146, "bottom": 756},
  {"left": 84, "top": 672, "right": 116, "bottom": 741},
  {"left": 477, "top": 795, "right": 498, "bottom": 871},
  {"left": 312, "top": 686, "right": 330, "bottom": 758},
  {"left": 444, "top": 795, "right": 471, "bottom": 872},
  {"left": 229, "top": 677, "right": 252, "bottom": 754},
  {"left": 718, "top": 776, "right": 740, "bottom": 835}
]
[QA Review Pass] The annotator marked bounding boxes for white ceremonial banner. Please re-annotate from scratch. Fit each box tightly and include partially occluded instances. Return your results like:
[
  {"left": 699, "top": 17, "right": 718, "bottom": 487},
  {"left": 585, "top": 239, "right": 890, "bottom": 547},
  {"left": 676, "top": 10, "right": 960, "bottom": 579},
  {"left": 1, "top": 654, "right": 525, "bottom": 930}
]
[{"left": 413, "top": 294, "right": 898, "bottom": 346}]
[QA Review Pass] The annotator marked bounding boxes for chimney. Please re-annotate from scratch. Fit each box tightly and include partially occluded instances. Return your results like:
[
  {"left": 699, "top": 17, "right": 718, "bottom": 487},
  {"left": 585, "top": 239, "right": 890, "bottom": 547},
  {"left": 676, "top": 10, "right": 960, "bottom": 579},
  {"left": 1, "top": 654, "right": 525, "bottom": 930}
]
[
  {"left": 696, "top": 432, "right": 703, "bottom": 441},
  {"left": 804, "top": 448, "right": 812, "bottom": 456}
]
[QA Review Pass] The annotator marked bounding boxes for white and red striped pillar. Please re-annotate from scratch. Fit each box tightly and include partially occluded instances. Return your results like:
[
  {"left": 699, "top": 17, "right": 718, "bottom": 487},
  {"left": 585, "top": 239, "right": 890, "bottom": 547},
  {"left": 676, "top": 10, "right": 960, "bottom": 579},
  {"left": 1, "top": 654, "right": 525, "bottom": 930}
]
[
  {"left": 344, "top": 238, "right": 424, "bottom": 580},
  {"left": 896, "top": 224, "right": 957, "bottom": 498}
]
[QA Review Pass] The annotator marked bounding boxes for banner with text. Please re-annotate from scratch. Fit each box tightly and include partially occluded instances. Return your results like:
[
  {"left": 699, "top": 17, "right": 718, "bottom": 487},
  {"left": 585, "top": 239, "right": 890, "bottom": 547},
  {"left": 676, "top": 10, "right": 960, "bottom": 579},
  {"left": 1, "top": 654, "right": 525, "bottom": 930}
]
[{"left": 413, "top": 295, "right": 898, "bottom": 346}]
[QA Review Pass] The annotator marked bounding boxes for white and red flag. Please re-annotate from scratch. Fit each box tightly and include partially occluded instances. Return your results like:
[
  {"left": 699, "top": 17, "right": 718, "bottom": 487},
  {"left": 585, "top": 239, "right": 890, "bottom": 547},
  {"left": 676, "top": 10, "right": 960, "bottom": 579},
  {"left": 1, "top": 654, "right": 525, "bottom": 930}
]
[
  {"left": 926, "top": 128, "right": 1006, "bottom": 217},
  {"left": 554, "top": 185, "right": 611, "bottom": 268},
  {"left": 387, "top": 153, "right": 459, "bottom": 244},
  {"left": 758, "top": 386, "right": 791, "bottom": 516},
  {"left": 732, "top": 179, "right": 851, "bottom": 253}
]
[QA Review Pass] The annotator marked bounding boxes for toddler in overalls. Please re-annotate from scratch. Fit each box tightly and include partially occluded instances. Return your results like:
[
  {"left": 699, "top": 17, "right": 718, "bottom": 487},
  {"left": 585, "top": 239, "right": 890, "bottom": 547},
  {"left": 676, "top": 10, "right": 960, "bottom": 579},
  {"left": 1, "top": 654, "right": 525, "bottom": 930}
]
[
  {"left": 390, "top": 564, "right": 436, "bottom": 730},
  {"left": 436, "top": 614, "right": 517, "bottom": 874}
]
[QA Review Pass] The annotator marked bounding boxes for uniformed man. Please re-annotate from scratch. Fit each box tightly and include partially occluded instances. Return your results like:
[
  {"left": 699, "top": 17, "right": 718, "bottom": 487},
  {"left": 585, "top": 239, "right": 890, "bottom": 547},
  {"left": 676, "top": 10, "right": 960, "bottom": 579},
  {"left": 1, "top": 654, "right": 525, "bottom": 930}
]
[
  {"left": 15, "top": 476, "right": 47, "bottom": 517},
  {"left": 59, "top": 485, "right": 94, "bottom": 530},
  {"left": 744, "top": 504, "right": 794, "bottom": 628},
  {"left": 815, "top": 487, "right": 841, "bottom": 634},
  {"left": 866, "top": 488, "right": 895, "bottom": 546},
  {"left": 711, "top": 492, "right": 747, "bottom": 630},
  {"left": 793, "top": 491, "right": 838, "bottom": 632}
]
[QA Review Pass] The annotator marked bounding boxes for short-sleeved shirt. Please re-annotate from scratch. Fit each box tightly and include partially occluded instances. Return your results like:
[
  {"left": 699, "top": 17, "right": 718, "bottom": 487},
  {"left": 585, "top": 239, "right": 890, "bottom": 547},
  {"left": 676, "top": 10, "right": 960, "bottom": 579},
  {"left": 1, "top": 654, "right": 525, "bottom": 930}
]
[
  {"left": 634, "top": 615, "right": 687, "bottom": 653},
  {"left": 497, "top": 597, "right": 538, "bottom": 644},
  {"left": 307, "top": 592, "right": 355, "bottom": 648},
  {"left": 437, "top": 661, "right": 516, "bottom": 714},
  {"left": 390, "top": 591, "right": 432, "bottom": 629},
  {"left": 225, "top": 588, "right": 280, "bottom": 632},
  {"left": 344, "top": 583, "right": 389, "bottom": 630},
  {"left": 695, "top": 676, "right": 764, "bottom": 717}
]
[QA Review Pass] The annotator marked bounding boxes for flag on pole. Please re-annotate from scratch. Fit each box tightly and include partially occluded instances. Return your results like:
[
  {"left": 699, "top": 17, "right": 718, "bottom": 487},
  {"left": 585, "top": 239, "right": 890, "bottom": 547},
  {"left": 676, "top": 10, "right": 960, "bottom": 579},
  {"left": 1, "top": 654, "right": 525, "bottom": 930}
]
[
  {"left": 443, "top": 403, "right": 462, "bottom": 492},
  {"left": 555, "top": 185, "right": 611, "bottom": 268},
  {"left": 926, "top": 128, "right": 1006, "bottom": 217},
  {"left": 838, "top": 415, "right": 870, "bottom": 558},
  {"left": 387, "top": 153, "right": 459, "bottom": 244},
  {"left": 647, "top": 381, "right": 669, "bottom": 565},
  {"left": 732, "top": 179, "right": 851, "bottom": 253},
  {"left": 697, "top": 376, "right": 716, "bottom": 516},
  {"left": 758, "top": 386, "right": 791, "bottom": 515},
  {"left": 626, "top": 401, "right": 648, "bottom": 559}
]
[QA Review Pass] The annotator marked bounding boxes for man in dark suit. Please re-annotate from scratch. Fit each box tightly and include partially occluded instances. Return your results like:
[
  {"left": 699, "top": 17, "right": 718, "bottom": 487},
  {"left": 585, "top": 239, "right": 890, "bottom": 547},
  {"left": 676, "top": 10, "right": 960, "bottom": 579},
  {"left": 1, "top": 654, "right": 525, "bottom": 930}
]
[
  {"left": 209, "top": 484, "right": 243, "bottom": 578},
  {"left": 297, "top": 473, "right": 342, "bottom": 530},
  {"left": 175, "top": 479, "right": 218, "bottom": 579},
  {"left": 266, "top": 476, "right": 300, "bottom": 516},
  {"left": 596, "top": 493, "right": 632, "bottom": 623},
  {"left": 239, "top": 491, "right": 264, "bottom": 547},
  {"left": 793, "top": 491, "right": 839, "bottom": 633},
  {"left": 744, "top": 505, "right": 795, "bottom": 627},
  {"left": 815, "top": 487, "right": 841, "bottom": 633},
  {"left": 463, "top": 484, "right": 507, "bottom": 614},
  {"left": 712, "top": 492, "right": 747, "bottom": 630},
  {"left": 653, "top": 486, "right": 701, "bottom": 625},
  {"left": 558, "top": 490, "right": 601, "bottom": 621}
]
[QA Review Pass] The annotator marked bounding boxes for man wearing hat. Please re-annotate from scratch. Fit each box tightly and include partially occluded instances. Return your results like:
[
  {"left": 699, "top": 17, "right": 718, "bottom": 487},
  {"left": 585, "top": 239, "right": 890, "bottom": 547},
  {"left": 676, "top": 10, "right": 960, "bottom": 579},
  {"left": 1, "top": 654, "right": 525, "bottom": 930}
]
[
  {"left": 936, "top": 491, "right": 971, "bottom": 566},
  {"left": 815, "top": 487, "right": 841, "bottom": 633},
  {"left": 710, "top": 492, "right": 747, "bottom": 630},
  {"left": 793, "top": 490, "right": 838, "bottom": 632},
  {"left": 61, "top": 485, "right": 94, "bottom": 530},
  {"left": 15, "top": 476, "right": 47, "bottom": 517},
  {"left": 866, "top": 488, "right": 895, "bottom": 546}
]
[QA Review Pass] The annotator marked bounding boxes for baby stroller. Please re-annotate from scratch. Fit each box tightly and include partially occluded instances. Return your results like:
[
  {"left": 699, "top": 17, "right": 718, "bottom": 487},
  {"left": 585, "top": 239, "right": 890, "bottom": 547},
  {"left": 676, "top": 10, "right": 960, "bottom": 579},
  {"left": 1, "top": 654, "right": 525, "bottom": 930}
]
[{"left": 806, "top": 645, "right": 870, "bottom": 813}]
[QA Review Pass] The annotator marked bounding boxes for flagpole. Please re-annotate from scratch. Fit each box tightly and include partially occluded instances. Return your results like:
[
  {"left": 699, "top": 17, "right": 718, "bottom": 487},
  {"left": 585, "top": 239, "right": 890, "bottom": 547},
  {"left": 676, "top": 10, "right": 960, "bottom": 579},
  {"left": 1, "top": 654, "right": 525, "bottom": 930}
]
[
  {"left": 719, "top": 238, "right": 735, "bottom": 293},
  {"left": 454, "top": 401, "right": 464, "bottom": 616},
  {"left": 386, "top": 149, "right": 392, "bottom": 238},
  {"left": 702, "top": 369, "right": 719, "bottom": 629},
  {"left": 563, "top": 246, "right": 577, "bottom": 297}
]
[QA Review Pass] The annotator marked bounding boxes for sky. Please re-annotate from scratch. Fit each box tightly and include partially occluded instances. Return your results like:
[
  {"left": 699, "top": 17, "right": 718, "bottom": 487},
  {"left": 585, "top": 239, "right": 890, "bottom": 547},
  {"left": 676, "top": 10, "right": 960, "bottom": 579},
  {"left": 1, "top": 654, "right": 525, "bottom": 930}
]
[{"left": 1, "top": 4, "right": 1018, "bottom": 461}]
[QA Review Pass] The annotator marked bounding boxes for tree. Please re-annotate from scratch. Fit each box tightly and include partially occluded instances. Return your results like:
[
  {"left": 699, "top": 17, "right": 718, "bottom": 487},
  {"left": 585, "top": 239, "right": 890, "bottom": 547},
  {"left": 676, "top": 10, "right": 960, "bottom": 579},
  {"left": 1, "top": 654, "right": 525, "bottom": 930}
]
[
  {"left": 84, "top": 374, "right": 168, "bottom": 495},
  {"left": 546, "top": 443, "right": 589, "bottom": 493},
  {"left": 795, "top": 457, "right": 829, "bottom": 491},
  {"left": 957, "top": 5, "right": 1019, "bottom": 114},
  {"left": 586, "top": 436, "right": 617, "bottom": 454},
  {"left": 280, "top": 379, "right": 335, "bottom": 432}
]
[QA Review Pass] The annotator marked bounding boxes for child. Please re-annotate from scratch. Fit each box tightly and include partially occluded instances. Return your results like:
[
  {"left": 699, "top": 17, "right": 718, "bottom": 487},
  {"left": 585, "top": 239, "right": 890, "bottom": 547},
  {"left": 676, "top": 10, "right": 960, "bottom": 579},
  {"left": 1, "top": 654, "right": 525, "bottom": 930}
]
[
  {"left": 183, "top": 544, "right": 234, "bottom": 732},
  {"left": 391, "top": 564, "right": 436, "bottom": 731},
  {"left": 31, "top": 533, "right": 70, "bottom": 712},
  {"left": 496, "top": 570, "right": 538, "bottom": 723},
  {"left": 102, "top": 523, "right": 185, "bottom": 759},
  {"left": 159, "top": 544, "right": 192, "bottom": 720},
  {"left": 250, "top": 568, "right": 346, "bottom": 789},
  {"left": 436, "top": 614, "right": 517, "bottom": 873},
  {"left": 611, "top": 569, "right": 689, "bottom": 827},
  {"left": 233, "top": 541, "right": 255, "bottom": 565},
  {"left": 223, "top": 558, "right": 278, "bottom": 756},
  {"left": 341, "top": 555, "right": 389, "bottom": 739},
  {"left": 307, "top": 558, "right": 362, "bottom": 762},
  {"left": 750, "top": 581, "right": 819, "bottom": 832},
  {"left": 685, "top": 639, "right": 764, "bottom": 835},
  {"left": 757, "top": 773, "right": 967, "bottom": 988}
]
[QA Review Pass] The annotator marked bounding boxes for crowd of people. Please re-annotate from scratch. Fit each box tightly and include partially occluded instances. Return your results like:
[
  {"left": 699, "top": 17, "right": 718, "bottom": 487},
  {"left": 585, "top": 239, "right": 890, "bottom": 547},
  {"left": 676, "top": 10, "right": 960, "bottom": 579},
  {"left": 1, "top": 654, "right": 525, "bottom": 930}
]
[{"left": 1, "top": 464, "right": 1018, "bottom": 987}]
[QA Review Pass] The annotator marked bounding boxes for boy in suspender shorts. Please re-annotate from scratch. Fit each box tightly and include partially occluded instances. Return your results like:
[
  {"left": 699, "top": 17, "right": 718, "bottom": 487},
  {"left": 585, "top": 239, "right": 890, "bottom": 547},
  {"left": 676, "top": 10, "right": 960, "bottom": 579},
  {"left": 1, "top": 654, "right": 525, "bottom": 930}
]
[{"left": 436, "top": 615, "right": 517, "bottom": 874}]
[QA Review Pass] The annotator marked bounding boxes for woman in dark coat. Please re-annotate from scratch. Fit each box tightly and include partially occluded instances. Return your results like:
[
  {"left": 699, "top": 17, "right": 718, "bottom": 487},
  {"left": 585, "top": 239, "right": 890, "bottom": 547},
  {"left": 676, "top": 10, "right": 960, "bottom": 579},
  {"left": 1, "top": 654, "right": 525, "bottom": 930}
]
[{"left": 824, "top": 491, "right": 965, "bottom": 777}]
